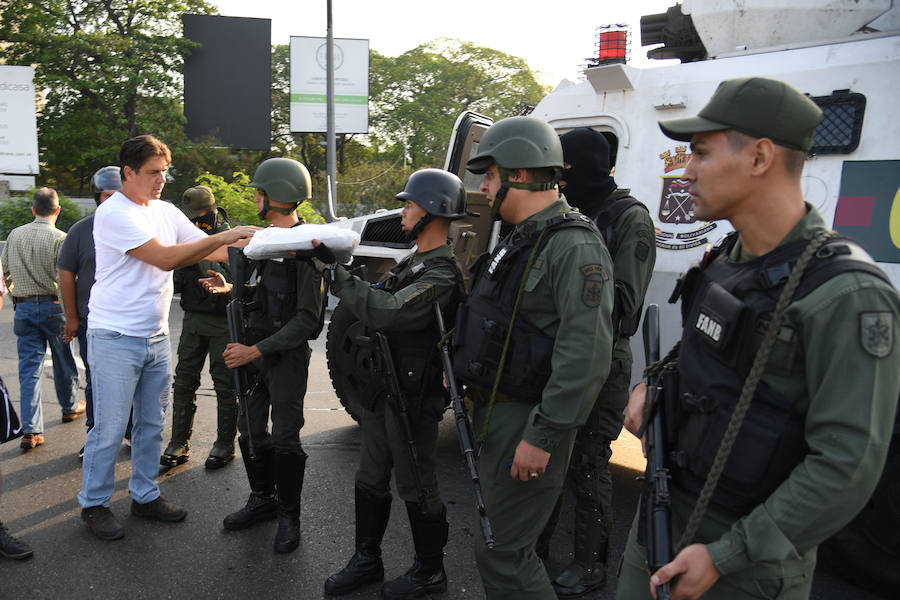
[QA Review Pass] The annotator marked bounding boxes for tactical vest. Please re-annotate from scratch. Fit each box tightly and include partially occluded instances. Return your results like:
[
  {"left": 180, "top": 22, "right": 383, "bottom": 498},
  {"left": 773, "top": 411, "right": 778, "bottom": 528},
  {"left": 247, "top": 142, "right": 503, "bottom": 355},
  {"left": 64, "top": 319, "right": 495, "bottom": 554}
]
[
  {"left": 178, "top": 263, "right": 229, "bottom": 315},
  {"left": 453, "top": 212, "right": 600, "bottom": 403},
  {"left": 380, "top": 255, "right": 466, "bottom": 400},
  {"left": 587, "top": 189, "right": 649, "bottom": 338},
  {"left": 243, "top": 257, "right": 325, "bottom": 346},
  {"left": 667, "top": 232, "right": 891, "bottom": 515}
]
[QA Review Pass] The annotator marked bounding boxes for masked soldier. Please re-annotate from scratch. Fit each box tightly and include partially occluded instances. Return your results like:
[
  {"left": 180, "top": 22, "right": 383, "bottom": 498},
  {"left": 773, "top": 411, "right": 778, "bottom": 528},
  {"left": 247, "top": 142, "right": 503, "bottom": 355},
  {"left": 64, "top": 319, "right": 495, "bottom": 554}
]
[
  {"left": 322, "top": 169, "right": 466, "bottom": 599},
  {"left": 537, "top": 128, "right": 656, "bottom": 598},
  {"left": 160, "top": 186, "right": 238, "bottom": 470},
  {"left": 453, "top": 116, "right": 616, "bottom": 599},
  {"left": 207, "top": 158, "right": 326, "bottom": 554}
]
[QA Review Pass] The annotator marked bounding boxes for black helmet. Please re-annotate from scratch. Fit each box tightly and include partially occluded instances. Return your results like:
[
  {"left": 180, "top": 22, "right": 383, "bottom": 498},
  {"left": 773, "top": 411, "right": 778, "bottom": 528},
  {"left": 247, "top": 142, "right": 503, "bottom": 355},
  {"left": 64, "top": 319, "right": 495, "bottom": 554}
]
[
  {"left": 90, "top": 165, "right": 122, "bottom": 198},
  {"left": 395, "top": 169, "right": 466, "bottom": 220}
]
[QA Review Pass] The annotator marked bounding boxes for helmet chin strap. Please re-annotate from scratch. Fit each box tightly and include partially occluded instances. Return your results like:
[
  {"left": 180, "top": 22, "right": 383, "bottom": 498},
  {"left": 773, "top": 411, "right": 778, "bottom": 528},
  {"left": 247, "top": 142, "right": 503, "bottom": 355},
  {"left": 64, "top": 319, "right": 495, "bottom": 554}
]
[
  {"left": 491, "top": 167, "right": 561, "bottom": 221},
  {"left": 406, "top": 213, "right": 433, "bottom": 241},
  {"left": 258, "top": 195, "right": 298, "bottom": 220}
]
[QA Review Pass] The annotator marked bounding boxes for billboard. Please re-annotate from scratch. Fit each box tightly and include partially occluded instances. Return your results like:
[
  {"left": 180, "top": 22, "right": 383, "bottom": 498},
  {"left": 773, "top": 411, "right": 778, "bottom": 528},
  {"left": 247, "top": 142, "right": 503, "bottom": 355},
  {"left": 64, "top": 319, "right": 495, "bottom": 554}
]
[
  {"left": 183, "top": 14, "right": 271, "bottom": 150},
  {"left": 290, "top": 36, "right": 369, "bottom": 134},
  {"left": 0, "top": 66, "right": 39, "bottom": 175}
]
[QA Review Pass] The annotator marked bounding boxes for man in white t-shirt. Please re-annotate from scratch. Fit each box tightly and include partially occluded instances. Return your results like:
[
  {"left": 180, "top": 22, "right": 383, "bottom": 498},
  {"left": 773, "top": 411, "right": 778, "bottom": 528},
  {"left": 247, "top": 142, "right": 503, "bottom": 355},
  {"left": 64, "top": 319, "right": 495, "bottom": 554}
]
[{"left": 77, "top": 134, "right": 257, "bottom": 541}]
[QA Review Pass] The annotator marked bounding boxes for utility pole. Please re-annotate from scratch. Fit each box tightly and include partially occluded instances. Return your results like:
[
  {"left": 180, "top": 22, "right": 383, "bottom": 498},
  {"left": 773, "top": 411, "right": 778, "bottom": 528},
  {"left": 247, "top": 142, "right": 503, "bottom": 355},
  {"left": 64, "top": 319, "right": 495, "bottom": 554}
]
[{"left": 325, "top": 0, "right": 338, "bottom": 221}]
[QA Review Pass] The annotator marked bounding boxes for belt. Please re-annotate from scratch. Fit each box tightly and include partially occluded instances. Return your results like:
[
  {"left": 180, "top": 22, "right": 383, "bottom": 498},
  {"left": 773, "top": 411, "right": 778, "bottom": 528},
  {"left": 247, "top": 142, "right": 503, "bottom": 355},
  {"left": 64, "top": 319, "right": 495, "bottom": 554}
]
[{"left": 13, "top": 295, "right": 58, "bottom": 303}]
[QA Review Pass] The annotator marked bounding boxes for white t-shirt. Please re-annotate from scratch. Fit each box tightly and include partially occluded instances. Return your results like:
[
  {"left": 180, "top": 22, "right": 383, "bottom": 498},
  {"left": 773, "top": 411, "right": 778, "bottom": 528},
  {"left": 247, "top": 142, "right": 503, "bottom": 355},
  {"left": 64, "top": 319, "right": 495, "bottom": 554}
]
[{"left": 88, "top": 191, "right": 207, "bottom": 337}]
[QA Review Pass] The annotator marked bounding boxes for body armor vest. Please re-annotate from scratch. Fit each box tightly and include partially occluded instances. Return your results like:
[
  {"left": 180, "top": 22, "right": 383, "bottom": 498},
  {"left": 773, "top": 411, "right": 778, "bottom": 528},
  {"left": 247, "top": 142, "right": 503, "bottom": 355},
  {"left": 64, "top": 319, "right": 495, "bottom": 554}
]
[
  {"left": 453, "top": 212, "right": 599, "bottom": 403},
  {"left": 244, "top": 257, "right": 300, "bottom": 346},
  {"left": 588, "top": 190, "right": 648, "bottom": 338},
  {"left": 376, "top": 255, "right": 466, "bottom": 401},
  {"left": 668, "top": 232, "right": 891, "bottom": 515},
  {"left": 178, "top": 263, "right": 229, "bottom": 315}
]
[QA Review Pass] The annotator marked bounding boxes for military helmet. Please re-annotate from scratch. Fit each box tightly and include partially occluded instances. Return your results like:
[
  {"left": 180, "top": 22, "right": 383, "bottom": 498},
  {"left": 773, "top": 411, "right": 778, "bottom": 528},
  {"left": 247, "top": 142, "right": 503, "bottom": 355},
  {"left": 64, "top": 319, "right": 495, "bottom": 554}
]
[
  {"left": 467, "top": 116, "right": 564, "bottom": 174},
  {"left": 395, "top": 169, "right": 467, "bottom": 220},
  {"left": 90, "top": 165, "right": 122, "bottom": 196},
  {"left": 247, "top": 158, "right": 312, "bottom": 205},
  {"left": 181, "top": 185, "right": 216, "bottom": 219}
]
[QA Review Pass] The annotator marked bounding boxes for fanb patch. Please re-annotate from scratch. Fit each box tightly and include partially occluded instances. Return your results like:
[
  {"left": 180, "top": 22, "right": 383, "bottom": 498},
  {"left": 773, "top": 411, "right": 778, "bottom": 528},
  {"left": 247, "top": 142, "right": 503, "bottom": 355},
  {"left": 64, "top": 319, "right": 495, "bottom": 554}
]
[{"left": 860, "top": 312, "right": 893, "bottom": 358}]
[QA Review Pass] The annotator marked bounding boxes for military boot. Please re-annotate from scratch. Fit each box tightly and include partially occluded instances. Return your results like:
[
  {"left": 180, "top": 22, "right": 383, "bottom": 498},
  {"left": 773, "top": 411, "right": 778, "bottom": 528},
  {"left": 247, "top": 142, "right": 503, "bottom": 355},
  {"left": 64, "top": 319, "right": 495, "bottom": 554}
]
[
  {"left": 223, "top": 438, "right": 277, "bottom": 530},
  {"left": 206, "top": 397, "right": 238, "bottom": 470},
  {"left": 380, "top": 503, "right": 448, "bottom": 600},
  {"left": 160, "top": 395, "right": 196, "bottom": 467},
  {"left": 273, "top": 450, "right": 306, "bottom": 554},
  {"left": 551, "top": 504, "right": 610, "bottom": 599},
  {"left": 324, "top": 486, "right": 392, "bottom": 596}
]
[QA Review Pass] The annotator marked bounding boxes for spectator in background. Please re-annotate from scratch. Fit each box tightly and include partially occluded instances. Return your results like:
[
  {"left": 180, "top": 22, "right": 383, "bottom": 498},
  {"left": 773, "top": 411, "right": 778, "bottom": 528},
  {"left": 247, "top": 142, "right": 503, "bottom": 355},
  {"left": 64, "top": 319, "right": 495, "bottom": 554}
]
[
  {"left": 1, "top": 187, "right": 82, "bottom": 452},
  {"left": 58, "top": 166, "right": 131, "bottom": 459}
]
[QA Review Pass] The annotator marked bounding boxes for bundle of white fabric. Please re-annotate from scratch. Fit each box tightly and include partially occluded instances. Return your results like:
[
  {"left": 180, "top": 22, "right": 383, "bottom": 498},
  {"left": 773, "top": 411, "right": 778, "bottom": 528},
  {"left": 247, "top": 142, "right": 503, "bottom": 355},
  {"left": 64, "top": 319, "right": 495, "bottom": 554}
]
[{"left": 243, "top": 223, "right": 361, "bottom": 264}]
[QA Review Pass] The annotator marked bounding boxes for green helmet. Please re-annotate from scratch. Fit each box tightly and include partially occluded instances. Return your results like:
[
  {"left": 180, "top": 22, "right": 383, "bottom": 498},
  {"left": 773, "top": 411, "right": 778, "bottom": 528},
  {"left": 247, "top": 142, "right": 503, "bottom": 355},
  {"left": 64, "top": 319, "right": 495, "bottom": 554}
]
[
  {"left": 467, "top": 116, "right": 563, "bottom": 174},
  {"left": 395, "top": 169, "right": 467, "bottom": 220},
  {"left": 248, "top": 157, "right": 312, "bottom": 205}
]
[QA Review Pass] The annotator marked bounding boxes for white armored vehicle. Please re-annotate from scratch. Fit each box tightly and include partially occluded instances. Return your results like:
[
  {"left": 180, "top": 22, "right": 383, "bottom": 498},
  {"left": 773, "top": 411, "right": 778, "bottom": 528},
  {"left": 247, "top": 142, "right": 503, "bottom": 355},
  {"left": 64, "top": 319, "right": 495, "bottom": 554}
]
[{"left": 326, "top": 2, "right": 899, "bottom": 592}]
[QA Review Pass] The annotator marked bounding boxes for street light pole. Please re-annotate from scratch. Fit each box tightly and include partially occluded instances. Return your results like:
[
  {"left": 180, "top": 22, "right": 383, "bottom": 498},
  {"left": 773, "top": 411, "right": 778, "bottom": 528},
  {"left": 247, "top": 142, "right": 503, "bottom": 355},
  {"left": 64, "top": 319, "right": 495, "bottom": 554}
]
[{"left": 325, "top": 0, "right": 338, "bottom": 221}]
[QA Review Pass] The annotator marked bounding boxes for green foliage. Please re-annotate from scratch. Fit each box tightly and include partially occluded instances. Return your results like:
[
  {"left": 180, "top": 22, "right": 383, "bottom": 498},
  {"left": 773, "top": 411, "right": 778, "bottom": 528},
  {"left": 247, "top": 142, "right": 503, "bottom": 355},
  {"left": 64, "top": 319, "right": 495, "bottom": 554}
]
[
  {"left": 367, "top": 39, "right": 550, "bottom": 168},
  {"left": 0, "top": 0, "right": 218, "bottom": 195},
  {"left": 194, "top": 171, "right": 325, "bottom": 227},
  {"left": 0, "top": 191, "right": 85, "bottom": 239}
]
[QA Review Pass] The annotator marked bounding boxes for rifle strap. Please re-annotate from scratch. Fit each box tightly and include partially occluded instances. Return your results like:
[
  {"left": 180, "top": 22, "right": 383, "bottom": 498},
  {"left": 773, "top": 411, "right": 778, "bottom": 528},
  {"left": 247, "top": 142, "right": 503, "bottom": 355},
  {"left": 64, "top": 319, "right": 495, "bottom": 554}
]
[{"left": 676, "top": 230, "right": 835, "bottom": 552}]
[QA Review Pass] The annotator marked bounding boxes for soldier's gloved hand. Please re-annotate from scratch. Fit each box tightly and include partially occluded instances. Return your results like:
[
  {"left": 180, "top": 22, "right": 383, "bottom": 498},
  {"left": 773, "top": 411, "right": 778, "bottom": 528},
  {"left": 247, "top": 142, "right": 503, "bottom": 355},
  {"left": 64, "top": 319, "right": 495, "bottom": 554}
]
[{"left": 310, "top": 239, "right": 337, "bottom": 274}]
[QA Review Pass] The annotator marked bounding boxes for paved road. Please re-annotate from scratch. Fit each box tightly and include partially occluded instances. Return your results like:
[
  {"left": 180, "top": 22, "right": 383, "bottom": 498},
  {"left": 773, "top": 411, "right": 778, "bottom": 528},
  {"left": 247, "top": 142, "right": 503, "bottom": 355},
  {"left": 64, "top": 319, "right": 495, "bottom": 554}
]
[{"left": 0, "top": 300, "right": 884, "bottom": 599}]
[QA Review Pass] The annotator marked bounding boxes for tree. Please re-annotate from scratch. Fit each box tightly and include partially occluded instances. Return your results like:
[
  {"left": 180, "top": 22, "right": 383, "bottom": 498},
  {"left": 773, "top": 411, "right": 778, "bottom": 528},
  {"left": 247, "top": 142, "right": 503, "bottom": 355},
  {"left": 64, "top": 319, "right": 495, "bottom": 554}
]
[
  {"left": 0, "top": 0, "right": 217, "bottom": 194},
  {"left": 194, "top": 171, "right": 325, "bottom": 227},
  {"left": 368, "top": 39, "right": 549, "bottom": 168},
  {"left": 0, "top": 192, "right": 83, "bottom": 238}
]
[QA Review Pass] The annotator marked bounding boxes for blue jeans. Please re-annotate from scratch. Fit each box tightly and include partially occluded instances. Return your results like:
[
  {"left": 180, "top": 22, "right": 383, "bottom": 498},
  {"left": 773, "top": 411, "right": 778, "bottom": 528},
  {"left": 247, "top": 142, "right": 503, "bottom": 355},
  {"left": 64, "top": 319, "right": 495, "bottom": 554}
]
[
  {"left": 78, "top": 329, "right": 171, "bottom": 507},
  {"left": 75, "top": 317, "right": 93, "bottom": 429},
  {"left": 13, "top": 300, "right": 79, "bottom": 433}
]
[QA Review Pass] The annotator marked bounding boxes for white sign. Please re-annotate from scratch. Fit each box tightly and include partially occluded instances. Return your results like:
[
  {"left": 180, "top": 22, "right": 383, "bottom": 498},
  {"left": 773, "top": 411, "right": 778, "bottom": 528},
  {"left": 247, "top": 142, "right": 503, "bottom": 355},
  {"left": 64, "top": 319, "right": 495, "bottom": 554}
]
[
  {"left": 290, "top": 36, "right": 369, "bottom": 134},
  {"left": 0, "top": 66, "right": 39, "bottom": 175}
]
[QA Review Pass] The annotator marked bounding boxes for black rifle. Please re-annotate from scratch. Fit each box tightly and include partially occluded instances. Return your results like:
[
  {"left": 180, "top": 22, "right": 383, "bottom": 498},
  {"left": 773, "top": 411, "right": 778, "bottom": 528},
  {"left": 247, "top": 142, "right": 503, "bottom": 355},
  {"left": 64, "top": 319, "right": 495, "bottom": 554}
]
[
  {"left": 433, "top": 302, "right": 495, "bottom": 549},
  {"left": 639, "top": 304, "right": 673, "bottom": 599},
  {"left": 373, "top": 331, "right": 429, "bottom": 512},
  {"left": 227, "top": 246, "right": 257, "bottom": 460}
]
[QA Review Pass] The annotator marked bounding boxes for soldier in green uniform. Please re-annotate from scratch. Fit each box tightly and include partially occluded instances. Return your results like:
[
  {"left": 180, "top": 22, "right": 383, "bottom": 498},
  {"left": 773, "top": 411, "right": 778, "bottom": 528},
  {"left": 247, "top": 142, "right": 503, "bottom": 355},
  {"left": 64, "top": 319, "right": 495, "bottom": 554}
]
[
  {"left": 205, "top": 158, "right": 326, "bottom": 554},
  {"left": 618, "top": 77, "right": 900, "bottom": 600},
  {"left": 538, "top": 128, "right": 656, "bottom": 598},
  {"left": 161, "top": 186, "right": 238, "bottom": 470},
  {"left": 320, "top": 168, "right": 467, "bottom": 599},
  {"left": 453, "top": 116, "right": 616, "bottom": 599}
]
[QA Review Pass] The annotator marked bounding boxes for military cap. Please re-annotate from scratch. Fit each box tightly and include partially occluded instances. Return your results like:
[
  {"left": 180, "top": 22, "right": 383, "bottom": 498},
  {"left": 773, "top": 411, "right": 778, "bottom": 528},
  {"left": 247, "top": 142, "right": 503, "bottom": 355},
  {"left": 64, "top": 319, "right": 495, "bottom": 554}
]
[
  {"left": 181, "top": 185, "right": 216, "bottom": 218},
  {"left": 658, "top": 77, "right": 823, "bottom": 151}
]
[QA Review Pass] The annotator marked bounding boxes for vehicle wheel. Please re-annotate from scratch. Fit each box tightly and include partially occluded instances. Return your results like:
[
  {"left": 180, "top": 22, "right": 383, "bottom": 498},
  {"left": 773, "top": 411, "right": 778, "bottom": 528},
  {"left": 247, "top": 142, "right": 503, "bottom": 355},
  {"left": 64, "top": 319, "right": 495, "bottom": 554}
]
[{"left": 325, "top": 300, "right": 375, "bottom": 423}]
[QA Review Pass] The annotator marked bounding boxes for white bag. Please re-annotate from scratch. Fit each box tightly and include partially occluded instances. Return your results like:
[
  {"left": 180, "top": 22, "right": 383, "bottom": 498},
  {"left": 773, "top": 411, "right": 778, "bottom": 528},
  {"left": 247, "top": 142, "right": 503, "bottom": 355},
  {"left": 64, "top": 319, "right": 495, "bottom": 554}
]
[{"left": 243, "top": 223, "right": 360, "bottom": 264}]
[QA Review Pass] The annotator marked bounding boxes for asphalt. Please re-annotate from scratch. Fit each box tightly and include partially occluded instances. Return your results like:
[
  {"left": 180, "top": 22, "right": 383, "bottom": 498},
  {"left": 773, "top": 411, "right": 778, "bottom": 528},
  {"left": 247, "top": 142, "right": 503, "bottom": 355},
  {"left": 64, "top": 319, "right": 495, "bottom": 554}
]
[{"left": 0, "top": 300, "right": 885, "bottom": 599}]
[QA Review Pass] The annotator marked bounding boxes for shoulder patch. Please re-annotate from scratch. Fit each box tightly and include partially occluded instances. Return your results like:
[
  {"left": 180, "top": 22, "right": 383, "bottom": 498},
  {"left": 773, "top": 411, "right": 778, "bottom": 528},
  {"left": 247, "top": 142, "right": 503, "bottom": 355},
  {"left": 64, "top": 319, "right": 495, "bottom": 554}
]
[
  {"left": 635, "top": 241, "right": 650, "bottom": 262},
  {"left": 582, "top": 279, "right": 605, "bottom": 307},
  {"left": 404, "top": 282, "right": 435, "bottom": 306},
  {"left": 860, "top": 312, "right": 893, "bottom": 358},
  {"left": 580, "top": 264, "right": 609, "bottom": 279}
]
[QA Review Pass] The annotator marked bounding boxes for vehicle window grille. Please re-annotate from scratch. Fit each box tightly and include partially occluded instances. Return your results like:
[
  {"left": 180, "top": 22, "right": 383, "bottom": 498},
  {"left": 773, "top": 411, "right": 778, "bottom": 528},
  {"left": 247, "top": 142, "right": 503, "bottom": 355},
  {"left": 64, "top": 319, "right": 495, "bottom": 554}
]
[
  {"left": 360, "top": 214, "right": 414, "bottom": 249},
  {"left": 810, "top": 91, "right": 865, "bottom": 155}
]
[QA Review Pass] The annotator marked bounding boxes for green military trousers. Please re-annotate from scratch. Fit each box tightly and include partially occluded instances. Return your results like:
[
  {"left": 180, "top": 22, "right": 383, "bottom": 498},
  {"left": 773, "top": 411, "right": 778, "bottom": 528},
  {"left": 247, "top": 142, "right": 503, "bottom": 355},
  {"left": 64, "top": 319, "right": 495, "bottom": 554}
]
[
  {"left": 355, "top": 393, "right": 445, "bottom": 518},
  {"left": 473, "top": 400, "right": 578, "bottom": 600},
  {"left": 172, "top": 325, "right": 234, "bottom": 406},
  {"left": 237, "top": 344, "right": 311, "bottom": 456}
]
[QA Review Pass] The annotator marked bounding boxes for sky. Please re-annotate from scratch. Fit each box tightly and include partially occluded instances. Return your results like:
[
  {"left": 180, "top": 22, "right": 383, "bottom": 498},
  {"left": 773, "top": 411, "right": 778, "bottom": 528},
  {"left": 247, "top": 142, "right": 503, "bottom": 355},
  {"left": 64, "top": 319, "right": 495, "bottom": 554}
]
[{"left": 212, "top": 0, "right": 677, "bottom": 87}]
